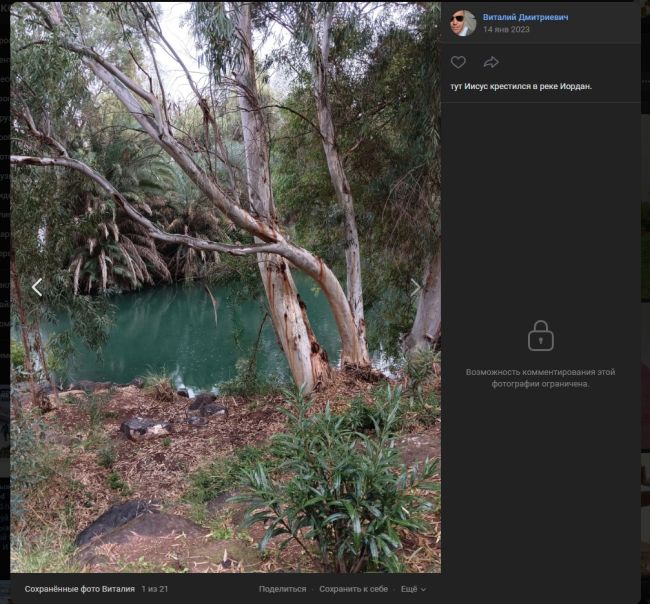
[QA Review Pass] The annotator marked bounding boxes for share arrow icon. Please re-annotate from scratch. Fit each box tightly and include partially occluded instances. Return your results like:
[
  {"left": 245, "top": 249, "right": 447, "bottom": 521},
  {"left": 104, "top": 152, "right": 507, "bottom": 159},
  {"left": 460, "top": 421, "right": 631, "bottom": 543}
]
[{"left": 32, "top": 278, "right": 43, "bottom": 297}]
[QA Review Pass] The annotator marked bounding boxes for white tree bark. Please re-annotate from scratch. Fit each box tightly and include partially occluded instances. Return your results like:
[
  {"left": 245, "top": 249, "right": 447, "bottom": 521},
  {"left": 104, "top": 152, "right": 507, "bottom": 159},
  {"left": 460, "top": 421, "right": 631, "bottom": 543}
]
[
  {"left": 404, "top": 243, "right": 441, "bottom": 354},
  {"left": 234, "top": 3, "right": 331, "bottom": 391},
  {"left": 311, "top": 8, "right": 371, "bottom": 367}
]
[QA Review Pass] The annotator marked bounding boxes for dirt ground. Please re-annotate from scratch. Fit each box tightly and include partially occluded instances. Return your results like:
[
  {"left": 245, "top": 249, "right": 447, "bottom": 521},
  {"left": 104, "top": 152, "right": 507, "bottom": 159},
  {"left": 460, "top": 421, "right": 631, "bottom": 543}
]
[{"left": 13, "top": 373, "right": 441, "bottom": 573}]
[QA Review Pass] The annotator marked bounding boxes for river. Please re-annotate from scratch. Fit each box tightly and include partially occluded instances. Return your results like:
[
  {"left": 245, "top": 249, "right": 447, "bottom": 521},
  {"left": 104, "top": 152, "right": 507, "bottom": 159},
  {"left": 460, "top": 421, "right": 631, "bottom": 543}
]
[{"left": 45, "top": 275, "right": 392, "bottom": 395}]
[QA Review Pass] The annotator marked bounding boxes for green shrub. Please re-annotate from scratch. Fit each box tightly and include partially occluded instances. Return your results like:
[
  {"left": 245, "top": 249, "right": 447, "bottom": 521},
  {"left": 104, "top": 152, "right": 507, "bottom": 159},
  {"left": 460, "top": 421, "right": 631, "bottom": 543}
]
[
  {"left": 233, "top": 387, "right": 439, "bottom": 573},
  {"left": 220, "top": 357, "right": 279, "bottom": 398},
  {"left": 405, "top": 349, "right": 438, "bottom": 391},
  {"left": 404, "top": 390, "right": 440, "bottom": 428},
  {"left": 344, "top": 386, "right": 405, "bottom": 434},
  {"left": 10, "top": 339, "right": 26, "bottom": 369},
  {"left": 11, "top": 415, "right": 53, "bottom": 520},
  {"left": 107, "top": 471, "right": 130, "bottom": 493},
  {"left": 343, "top": 396, "right": 377, "bottom": 433},
  {"left": 402, "top": 350, "right": 441, "bottom": 428},
  {"left": 143, "top": 369, "right": 175, "bottom": 402},
  {"left": 97, "top": 445, "right": 116, "bottom": 468},
  {"left": 85, "top": 394, "right": 105, "bottom": 431},
  {"left": 185, "top": 445, "right": 276, "bottom": 505}
]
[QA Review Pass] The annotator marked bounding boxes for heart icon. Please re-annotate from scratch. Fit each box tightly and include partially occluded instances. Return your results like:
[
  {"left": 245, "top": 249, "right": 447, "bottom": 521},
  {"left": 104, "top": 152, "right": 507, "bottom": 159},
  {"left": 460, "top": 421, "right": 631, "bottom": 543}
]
[{"left": 450, "top": 56, "right": 466, "bottom": 69}]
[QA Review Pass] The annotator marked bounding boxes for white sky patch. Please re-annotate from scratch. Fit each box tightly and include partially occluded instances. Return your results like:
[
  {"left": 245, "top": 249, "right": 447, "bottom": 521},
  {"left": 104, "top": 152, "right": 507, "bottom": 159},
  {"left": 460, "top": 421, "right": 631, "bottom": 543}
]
[
  {"left": 154, "top": 2, "right": 291, "bottom": 104},
  {"left": 154, "top": 3, "right": 207, "bottom": 105}
]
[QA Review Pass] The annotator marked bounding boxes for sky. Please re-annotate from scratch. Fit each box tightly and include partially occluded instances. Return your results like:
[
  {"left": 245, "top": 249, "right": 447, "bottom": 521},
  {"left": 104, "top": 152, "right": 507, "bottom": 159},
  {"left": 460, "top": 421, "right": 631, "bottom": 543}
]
[
  {"left": 154, "top": 2, "right": 290, "bottom": 104},
  {"left": 155, "top": 3, "right": 209, "bottom": 104}
]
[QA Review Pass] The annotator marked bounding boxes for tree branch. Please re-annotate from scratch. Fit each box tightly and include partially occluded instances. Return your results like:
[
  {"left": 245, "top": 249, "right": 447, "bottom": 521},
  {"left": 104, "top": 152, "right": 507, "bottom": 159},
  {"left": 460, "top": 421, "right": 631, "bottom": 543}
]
[
  {"left": 253, "top": 103, "right": 323, "bottom": 140},
  {"left": 13, "top": 100, "right": 68, "bottom": 158},
  {"left": 10, "top": 155, "right": 282, "bottom": 258}
]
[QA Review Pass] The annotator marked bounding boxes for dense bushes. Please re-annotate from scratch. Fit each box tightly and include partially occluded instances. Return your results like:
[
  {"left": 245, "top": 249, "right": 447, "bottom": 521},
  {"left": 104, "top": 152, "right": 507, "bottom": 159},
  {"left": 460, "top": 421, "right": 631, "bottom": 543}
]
[{"left": 233, "top": 387, "right": 438, "bottom": 572}]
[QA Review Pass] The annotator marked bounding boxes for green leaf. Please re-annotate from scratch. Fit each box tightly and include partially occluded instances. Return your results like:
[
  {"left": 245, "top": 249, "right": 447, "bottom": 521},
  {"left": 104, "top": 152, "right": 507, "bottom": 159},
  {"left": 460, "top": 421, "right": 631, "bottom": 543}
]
[
  {"left": 369, "top": 538, "right": 379, "bottom": 561},
  {"left": 323, "top": 512, "right": 347, "bottom": 525}
]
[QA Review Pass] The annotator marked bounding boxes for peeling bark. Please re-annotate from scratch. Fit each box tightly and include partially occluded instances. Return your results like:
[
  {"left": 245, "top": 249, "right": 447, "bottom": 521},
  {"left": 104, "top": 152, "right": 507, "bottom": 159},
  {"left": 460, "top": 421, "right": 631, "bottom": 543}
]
[
  {"left": 404, "top": 243, "right": 441, "bottom": 354},
  {"left": 234, "top": 3, "right": 331, "bottom": 392},
  {"left": 311, "top": 9, "right": 370, "bottom": 366}
]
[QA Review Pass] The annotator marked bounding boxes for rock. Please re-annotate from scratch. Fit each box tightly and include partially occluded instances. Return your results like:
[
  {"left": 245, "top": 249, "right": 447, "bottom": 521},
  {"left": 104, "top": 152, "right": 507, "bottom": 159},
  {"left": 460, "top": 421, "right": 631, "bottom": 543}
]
[
  {"left": 201, "top": 402, "right": 228, "bottom": 417},
  {"left": 69, "top": 380, "right": 112, "bottom": 393},
  {"left": 130, "top": 378, "right": 145, "bottom": 388},
  {"left": 187, "top": 415, "right": 208, "bottom": 427},
  {"left": 187, "top": 392, "right": 227, "bottom": 418},
  {"left": 188, "top": 392, "right": 217, "bottom": 410},
  {"left": 120, "top": 417, "right": 172, "bottom": 441},
  {"left": 75, "top": 512, "right": 207, "bottom": 567},
  {"left": 75, "top": 510, "right": 261, "bottom": 571},
  {"left": 75, "top": 500, "right": 158, "bottom": 547},
  {"left": 177, "top": 389, "right": 189, "bottom": 398}
]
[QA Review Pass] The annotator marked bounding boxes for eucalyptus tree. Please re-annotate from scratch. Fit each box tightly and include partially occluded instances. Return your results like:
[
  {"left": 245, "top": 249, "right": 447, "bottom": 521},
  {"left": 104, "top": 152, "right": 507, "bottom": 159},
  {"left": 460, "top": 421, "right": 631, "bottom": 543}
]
[
  {"left": 267, "top": 3, "right": 442, "bottom": 355},
  {"left": 11, "top": 2, "right": 371, "bottom": 393},
  {"left": 253, "top": 2, "right": 373, "bottom": 365},
  {"left": 399, "top": 4, "right": 441, "bottom": 354}
]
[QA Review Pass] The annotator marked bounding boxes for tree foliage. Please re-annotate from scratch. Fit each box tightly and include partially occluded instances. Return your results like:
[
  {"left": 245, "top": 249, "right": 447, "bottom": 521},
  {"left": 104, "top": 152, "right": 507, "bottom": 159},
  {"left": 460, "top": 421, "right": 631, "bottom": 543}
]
[{"left": 11, "top": 1, "right": 440, "bottom": 374}]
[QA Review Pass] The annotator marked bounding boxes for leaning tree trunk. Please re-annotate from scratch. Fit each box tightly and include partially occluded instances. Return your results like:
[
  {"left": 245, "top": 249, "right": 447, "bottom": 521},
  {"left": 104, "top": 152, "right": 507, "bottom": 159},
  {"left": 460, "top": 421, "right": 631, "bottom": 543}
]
[
  {"left": 404, "top": 242, "right": 441, "bottom": 354},
  {"left": 312, "top": 12, "right": 370, "bottom": 367},
  {"left": 32, "top": 320, "right": 59, "bottom": 409},
  {"left": 9, "top": 250, "right": 36, "bottom": 414},
  {"left": 235, "top": 4, "right": 331, "bottom": 391}
]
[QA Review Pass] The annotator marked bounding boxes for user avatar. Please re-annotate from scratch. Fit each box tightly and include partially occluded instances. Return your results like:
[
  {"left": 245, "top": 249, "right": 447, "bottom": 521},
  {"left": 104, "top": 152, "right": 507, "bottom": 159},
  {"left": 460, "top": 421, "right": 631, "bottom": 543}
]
[{"left": 450, "top": 10, "right": 477, "bottom": 37}]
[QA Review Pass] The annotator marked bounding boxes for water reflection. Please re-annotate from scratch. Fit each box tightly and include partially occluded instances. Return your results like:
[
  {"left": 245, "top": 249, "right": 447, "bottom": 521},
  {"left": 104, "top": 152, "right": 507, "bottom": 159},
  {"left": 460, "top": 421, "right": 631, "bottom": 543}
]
[{"left": 47, "top": 274, "right": 348, "bottom": 393}]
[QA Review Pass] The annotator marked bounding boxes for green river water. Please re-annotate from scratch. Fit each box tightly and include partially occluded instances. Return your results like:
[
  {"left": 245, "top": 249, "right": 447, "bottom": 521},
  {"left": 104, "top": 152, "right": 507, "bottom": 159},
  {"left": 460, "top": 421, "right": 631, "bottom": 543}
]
[{"left": 46, "top": 275, "right": 390, "bottom": 395}]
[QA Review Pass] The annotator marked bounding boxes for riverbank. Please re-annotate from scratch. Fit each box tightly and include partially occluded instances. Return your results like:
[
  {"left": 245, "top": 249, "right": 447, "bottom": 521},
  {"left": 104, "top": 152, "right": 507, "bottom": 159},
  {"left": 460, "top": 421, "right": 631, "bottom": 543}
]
[{"left": 12, "top": 361, "right": 441, "bottom": 574}]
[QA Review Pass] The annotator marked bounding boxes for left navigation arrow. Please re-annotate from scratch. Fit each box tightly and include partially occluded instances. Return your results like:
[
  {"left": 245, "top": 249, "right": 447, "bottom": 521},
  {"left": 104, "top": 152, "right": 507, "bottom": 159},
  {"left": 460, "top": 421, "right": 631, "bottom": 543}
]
[{"left": 31, "top": 278, "right": 43, "bottom": 297}]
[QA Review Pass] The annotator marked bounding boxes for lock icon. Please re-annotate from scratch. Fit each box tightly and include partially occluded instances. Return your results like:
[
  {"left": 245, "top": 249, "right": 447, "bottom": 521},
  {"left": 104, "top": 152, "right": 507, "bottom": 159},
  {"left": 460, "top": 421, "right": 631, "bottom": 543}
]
[{"left": 528, "top": 320, "right": 554, "bottom": 352}]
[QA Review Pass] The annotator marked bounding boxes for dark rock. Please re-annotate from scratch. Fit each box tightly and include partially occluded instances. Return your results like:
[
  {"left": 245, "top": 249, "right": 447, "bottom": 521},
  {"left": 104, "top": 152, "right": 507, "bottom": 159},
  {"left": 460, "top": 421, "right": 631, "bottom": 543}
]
[
  {"left": 97, "top": 512, "right": 207, "bottom": 542},
  {"left": 177, "top": 389, "right": 189, "bottom": 398},
  {"left": 187, "top": 415, "right": 208, "bottom": 427},
  {"left": 201, "top": 403, "right": 228, "bottom": 417},
  {"left": 130, "top": 378, "right": 145, "bottom": 389},
  {"left": 75, "top": 512, "right": 205, "bottom": 566},
  {"left": 74, "top": 500, "right": 157, "bottom": 546},
  {"left": 74, "top": 511, "right": 262, "bottom": 571},
  {"left": 188, "top": 392, "right": 217, "bottom": 410},
  {"left": 120, "top": 417, "right": 172, "bottom": 441}
]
